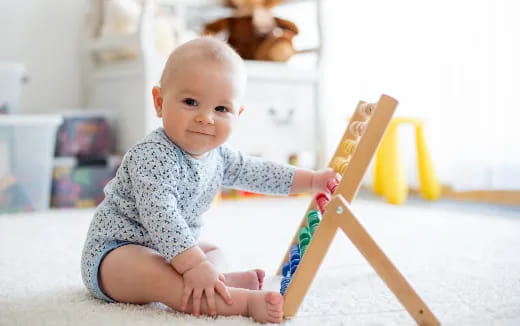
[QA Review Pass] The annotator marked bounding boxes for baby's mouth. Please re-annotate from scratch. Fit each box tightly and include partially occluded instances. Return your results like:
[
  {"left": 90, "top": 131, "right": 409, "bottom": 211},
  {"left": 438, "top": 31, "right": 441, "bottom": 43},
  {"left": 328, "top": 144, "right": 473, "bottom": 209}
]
[{"left": 188, "top": 130, "right": 214, "bottom": 136}]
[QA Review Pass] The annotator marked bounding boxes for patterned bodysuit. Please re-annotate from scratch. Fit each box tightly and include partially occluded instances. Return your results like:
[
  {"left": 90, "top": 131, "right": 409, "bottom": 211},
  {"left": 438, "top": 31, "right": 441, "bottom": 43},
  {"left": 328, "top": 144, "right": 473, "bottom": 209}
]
[{"left": 80, "top": 128, "right": 295, "bottom": 300}]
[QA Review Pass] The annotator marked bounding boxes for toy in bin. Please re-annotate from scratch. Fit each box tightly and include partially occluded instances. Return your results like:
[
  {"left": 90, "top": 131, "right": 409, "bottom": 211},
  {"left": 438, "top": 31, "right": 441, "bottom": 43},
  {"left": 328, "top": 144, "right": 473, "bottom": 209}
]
[
  {"left": 51, "top": 156, "right": 120, "bottom": 208},
  {"left": 55, "top": 113, "right": 112, "bottom": 157},
  {"left": 0, "top": 175, "right": 32, "bottom": 213}
]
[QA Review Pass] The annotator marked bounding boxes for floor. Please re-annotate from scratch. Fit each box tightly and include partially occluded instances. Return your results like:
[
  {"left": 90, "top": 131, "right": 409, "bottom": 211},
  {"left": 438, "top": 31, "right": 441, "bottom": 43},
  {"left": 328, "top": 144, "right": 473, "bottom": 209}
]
[{"left": 1, "top": 194, "right": 519, "bottom": 325}]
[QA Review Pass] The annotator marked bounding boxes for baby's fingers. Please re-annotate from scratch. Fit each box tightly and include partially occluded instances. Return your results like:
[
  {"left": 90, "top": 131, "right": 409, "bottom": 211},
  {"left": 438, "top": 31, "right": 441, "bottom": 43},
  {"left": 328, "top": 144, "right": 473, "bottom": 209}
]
[
  {"left": 181, "top": 286, "right": 193, "bottom": 311},
  {"left": 205, "top": 288, "right": 217, "bottom": 317},
  {"left": 215, "top": 280, "right": 233, "bottom": 305},
  {"left": 192, "top": 288, "right": 204, "bottom": 316},
  {"left": 218, "top": 274, "right": 226, "bottom": 282}
]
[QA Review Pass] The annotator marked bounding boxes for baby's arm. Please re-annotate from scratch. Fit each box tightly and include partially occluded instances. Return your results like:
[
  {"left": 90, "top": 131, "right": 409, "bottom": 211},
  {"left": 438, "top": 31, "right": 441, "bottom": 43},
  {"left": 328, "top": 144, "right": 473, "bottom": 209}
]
[
  {"left": 290, "top": 168, "right": 339, "bottom": 194},
  {"left": 220, "top": 145, "right": 338, "bottom": 195},
  {"left": 171, "top": 246, "right": 232, "bottom": 316}
]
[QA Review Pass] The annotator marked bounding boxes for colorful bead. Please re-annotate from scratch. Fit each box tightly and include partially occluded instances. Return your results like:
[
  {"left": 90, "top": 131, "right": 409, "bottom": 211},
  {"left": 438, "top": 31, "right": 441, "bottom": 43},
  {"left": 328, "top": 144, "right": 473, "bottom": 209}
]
[
  {"left": 290, "top": 243, "right": 300, "bottom": 257},
  {"left": 332, "top": 156, "right": 350, "bottom": 175},
  {"left": 315, "top": 192, "right": 331, "bottom": 214},
  {"left": 358, "top": 102, "right": 375, "bottom": 117},
  {"left": 307, "top": 210, "right": 321, "bottom": 231},
  {"left": 341, "top": 139, "right": 358, "bottom": 156},
  {"left": 326, "top": 179, "right": 338, "bottom": 194},
  {"left": 282, "top": 261, "right": 291, "bottom": 277},
  {"left": 290, "top": 259, "right": 300, "bottom": 275},
  {"left": 299, "top": 244, "right": 308, "bottom": 256},
  {"left": 349, "top": 121, "right": 367, "bottom": 137},
  {"left": 290, "top": 250, "right": 300, "bottom": 261},
  {"left": 280, "top": 275, "right": 291, "bottom": 294},
  {"left": 299, "top": 227, "right": 311, "bottom": 242}
]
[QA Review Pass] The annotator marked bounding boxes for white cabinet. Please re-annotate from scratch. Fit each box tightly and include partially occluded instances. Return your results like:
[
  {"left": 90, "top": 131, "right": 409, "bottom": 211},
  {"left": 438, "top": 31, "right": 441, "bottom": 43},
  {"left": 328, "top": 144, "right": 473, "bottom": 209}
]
[{"left": 229, "top": 71, "right": 320, "bottom": 168}]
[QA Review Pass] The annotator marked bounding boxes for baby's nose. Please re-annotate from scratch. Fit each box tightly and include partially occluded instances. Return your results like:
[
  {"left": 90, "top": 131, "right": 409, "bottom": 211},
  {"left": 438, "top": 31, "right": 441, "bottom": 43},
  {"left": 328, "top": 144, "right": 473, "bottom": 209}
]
[{"left": 195, "top": 112, "right": 214, "bottom": 124}]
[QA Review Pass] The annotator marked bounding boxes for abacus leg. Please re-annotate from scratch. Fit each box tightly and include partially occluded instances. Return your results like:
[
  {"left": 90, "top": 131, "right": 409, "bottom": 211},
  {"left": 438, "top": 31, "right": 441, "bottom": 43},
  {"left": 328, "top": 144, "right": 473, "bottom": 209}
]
[{"left": 329, "top": 196, "right": 440, "bottom": 326}]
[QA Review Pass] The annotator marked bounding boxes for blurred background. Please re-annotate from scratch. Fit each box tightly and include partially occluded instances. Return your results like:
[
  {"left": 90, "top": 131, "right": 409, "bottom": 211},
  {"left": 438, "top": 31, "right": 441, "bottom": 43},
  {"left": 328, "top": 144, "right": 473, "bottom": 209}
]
[{"left": 1, "top": 0, "right": 519, "bottom": 212}]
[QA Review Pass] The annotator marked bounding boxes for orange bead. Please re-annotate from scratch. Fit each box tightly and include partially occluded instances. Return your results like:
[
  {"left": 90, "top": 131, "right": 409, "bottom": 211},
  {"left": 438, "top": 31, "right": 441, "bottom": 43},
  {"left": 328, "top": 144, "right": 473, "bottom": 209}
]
[
  {"left": 349, "top": 121, "right": 367, "bottom": 137},
  {"left": 358, "top": 102, "right": 375, "bottom": 117}
]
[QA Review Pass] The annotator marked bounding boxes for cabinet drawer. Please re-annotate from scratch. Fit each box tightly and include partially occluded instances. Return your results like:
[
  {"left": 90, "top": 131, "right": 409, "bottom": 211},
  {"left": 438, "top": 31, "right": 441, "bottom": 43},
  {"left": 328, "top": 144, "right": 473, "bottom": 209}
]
[{"left": 228, "top": 81, "right": 317, "bottom": 167}]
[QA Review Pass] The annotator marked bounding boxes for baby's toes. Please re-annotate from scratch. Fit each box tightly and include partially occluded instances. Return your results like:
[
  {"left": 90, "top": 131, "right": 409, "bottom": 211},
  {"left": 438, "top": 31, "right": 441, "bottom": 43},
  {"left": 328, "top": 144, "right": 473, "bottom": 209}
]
[
  {"left": 267, "top": 310, "right": 283, "bottom": 323},
  {"left": 255, "top": 269, "right": 266, "bottom": 289},
  {"left": 266, "top": 297, "right": 284, "bottom": 324},
  {"left": 266, "top": 292, "right": 283, "bottom": 308}
]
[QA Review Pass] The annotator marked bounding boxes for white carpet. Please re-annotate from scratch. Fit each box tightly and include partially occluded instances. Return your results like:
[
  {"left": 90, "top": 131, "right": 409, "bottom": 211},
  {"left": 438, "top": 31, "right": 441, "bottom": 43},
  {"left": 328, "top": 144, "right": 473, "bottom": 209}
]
[{"left": 1, "top": 195, "right": 520, "bottom": 326}]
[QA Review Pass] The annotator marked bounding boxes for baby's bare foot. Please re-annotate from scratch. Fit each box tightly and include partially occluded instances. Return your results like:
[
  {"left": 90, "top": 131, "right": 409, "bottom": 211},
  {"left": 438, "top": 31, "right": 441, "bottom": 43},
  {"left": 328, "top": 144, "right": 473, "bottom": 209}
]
[
  {"left": 223, "top": 269, "right": 265, "bottom": 290},
  {"left": 247, "top": 291, "right": 284, "bottom": 324}
]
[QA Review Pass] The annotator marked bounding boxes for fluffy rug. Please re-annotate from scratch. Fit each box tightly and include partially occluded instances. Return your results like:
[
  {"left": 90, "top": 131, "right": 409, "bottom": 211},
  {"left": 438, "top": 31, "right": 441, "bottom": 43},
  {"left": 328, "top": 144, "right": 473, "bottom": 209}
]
[{"left": 1, "top": 195, "right": 519, "bottom": 325}]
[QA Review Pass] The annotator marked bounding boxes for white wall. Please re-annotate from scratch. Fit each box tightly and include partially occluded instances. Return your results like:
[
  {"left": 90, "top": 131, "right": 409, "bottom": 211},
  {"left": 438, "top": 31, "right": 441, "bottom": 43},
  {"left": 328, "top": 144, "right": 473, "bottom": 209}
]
[
  {"left": 322, "top": 0, "right": 520, "bottom": 190},
  {"left": 0, "top": 0, "right": 88, "bottom": 114}
]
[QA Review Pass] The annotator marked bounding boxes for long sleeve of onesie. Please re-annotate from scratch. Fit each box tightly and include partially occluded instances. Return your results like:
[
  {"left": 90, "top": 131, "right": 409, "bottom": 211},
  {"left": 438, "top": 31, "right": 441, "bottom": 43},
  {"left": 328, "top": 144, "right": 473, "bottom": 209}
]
[
  {"left": 219, "top": 145, "right": 296, "bottom": 195},
  {"left": 127, "top": 143, "right": 196, "bottom": 262}
]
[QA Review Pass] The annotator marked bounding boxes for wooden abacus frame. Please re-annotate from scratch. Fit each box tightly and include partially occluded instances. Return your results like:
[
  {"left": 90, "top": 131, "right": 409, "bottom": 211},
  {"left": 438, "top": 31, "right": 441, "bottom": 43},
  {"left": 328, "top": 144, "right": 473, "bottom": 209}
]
[{"left": 277, "top": 95, "right": 440, "bottom": 325}]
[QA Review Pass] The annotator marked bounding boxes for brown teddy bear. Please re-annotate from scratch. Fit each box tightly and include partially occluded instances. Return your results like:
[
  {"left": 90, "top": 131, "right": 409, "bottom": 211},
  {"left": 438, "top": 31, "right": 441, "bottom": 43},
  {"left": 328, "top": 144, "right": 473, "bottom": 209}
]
[{"left": 203, "top": 0, "right": 299, "bottom": 62}]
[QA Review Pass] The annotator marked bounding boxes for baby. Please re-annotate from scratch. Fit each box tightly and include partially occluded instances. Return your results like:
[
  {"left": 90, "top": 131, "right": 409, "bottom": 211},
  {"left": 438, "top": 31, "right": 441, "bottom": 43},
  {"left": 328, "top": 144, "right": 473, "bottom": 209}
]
[{"left": 81, "top": 37, "right": 337, "bottom": 323}]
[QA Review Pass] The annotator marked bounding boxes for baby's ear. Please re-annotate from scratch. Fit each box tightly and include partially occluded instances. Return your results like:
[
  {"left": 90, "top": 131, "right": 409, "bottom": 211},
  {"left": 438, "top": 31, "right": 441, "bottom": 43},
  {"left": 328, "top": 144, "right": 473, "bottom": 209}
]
[
  {"left": 238, "top": 106, "right": 245, "bottom": 116},
  {"left": 152, "top": 86, "right": 163, "bottom": 117}
]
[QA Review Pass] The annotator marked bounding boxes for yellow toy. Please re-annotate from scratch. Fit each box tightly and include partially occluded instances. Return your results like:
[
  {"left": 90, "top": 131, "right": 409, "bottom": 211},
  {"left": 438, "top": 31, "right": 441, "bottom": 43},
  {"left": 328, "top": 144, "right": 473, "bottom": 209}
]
[
  {"left": 373, "top": 117, "right": 441, "bottom": 204},
  {"left": 277, "top": 95, "right": 440, "bottom": 325}
]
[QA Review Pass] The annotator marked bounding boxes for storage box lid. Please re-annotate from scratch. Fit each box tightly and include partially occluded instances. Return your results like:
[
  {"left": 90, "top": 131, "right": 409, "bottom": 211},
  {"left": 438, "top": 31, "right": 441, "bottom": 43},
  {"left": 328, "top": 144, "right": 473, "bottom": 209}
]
[{"left": 0, "top": 114, "right": 63, "bottom": 126}]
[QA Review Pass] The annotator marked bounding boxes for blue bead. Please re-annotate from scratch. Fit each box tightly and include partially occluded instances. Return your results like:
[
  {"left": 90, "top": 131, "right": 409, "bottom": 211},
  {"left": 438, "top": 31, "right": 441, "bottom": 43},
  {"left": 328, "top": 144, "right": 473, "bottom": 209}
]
[
  {"left": 290, "top": 261, "right": 300, "bottom": 275},
  {"left": 280, "top": 276, "right": 292, "bottom": 295},
  {"left": 290, "top": 251, "right": 300, "bottom": 261},
  {"left": 290, "top": 243, "right": 300, "bottom": 256},
  {"left": 282, "top": 262, "right": 291, "bottom": 276}
]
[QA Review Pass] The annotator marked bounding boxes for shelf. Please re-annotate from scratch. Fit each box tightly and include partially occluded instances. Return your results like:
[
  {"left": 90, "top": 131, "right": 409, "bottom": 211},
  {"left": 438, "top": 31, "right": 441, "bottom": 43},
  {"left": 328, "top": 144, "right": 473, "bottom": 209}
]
[{"left": 245, "top": 60, "right": 319, "bottom": 83}]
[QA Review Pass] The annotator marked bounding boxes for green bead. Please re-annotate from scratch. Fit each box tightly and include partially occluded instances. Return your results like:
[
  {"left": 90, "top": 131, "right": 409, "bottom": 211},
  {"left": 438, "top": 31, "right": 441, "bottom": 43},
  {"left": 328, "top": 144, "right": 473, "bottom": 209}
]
[
  {"left": 299, "top": 227, "right": 311, "bottom": 241},
  {"left": 307, "top": 210, "right": 321, "bottom": 229}
]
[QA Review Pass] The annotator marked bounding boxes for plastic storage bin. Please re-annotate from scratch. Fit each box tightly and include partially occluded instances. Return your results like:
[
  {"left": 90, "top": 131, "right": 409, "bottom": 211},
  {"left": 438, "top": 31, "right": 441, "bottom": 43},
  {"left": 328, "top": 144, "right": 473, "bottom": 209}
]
[
  {"left": 0, "top": 63, "right": 27, "bottom": 114},
  {"left": 0, "top": 115, "right": 63, "bottom": 213},
  {"left": 51, "top": 156, "right": 120, "bottom": 208},
  {"left": 55, "top": 111, "right": 113, "bottom": 158}
]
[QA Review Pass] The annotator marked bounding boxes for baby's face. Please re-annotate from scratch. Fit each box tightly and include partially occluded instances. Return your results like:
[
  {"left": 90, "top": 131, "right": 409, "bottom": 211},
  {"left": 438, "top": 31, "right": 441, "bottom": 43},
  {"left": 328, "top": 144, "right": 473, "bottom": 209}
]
[{"left": 154, "top": 60, "right": 244, "bottom": 158}]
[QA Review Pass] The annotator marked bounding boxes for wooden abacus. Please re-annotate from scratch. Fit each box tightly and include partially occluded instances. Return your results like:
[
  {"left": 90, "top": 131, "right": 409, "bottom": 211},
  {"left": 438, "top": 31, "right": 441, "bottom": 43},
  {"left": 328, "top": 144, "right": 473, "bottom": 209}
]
[{"left": 277, "top": 95, "right": 440, "bottom": 325}]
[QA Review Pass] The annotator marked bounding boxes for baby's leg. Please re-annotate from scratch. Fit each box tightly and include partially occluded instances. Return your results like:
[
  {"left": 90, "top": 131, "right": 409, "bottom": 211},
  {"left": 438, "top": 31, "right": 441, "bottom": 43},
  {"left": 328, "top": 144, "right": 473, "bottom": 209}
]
[
  {"left": 199, "top": 241, "right": 265, "bottom": 290},
  {"left": 98, "top": 244, "right": 283, "bottom": 323}
]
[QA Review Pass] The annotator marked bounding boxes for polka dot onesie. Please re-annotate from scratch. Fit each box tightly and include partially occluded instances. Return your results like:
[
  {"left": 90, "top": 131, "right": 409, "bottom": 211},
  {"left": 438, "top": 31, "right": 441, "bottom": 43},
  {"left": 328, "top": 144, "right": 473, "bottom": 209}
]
[{"left": 80, "top": 128, "right": 295, "bottom": 301}]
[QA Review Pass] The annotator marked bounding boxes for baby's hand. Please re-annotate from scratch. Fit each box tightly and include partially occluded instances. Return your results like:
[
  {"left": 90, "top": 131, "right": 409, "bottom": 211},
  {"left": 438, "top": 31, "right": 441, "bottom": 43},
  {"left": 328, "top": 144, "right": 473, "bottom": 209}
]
[
  {"left": 312, "top": 168, "right": 340, "bottom": 194},
  {"left": 181, "top": 260, "right": 232, "bottom": 317}
]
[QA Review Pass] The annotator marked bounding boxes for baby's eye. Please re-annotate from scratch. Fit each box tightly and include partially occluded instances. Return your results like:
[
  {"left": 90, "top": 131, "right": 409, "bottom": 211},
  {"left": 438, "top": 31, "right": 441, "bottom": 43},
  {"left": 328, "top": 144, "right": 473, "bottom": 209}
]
[
  {"left": 183, "top": 98, "right": 198, "bottom": 106},
  {"left": 215, "top": 106, "right": 229, "bottom": 113}
]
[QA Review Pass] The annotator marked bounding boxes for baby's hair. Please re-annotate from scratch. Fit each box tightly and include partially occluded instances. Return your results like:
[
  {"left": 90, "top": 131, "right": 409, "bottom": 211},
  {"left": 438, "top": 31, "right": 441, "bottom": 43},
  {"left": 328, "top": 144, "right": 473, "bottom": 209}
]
[{"left": 159, "top": 37, "right": 246, "bottom": 88}]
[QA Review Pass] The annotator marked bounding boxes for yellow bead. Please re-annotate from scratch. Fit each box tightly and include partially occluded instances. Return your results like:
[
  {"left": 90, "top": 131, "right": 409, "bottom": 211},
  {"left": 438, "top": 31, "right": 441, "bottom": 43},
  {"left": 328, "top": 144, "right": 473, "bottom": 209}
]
[
  {"left": 332, "top": 156, "right": 350, "bottom": 174},
  {"left": 341, "top": 139, "right": 358, "bottom": 155}
]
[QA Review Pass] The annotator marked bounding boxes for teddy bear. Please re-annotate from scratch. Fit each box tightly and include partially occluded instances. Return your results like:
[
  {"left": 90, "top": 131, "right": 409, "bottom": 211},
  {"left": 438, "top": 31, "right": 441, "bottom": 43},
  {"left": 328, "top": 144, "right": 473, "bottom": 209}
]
[{"left": 203, "top": 0, "right": 299, "bottom": 62}]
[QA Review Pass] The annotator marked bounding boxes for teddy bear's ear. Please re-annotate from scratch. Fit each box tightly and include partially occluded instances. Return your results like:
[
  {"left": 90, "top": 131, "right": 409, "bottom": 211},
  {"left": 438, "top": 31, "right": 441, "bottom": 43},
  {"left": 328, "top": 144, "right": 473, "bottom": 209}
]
[{"left": 274, "top": 18, "right": 299, "bottom": 34}]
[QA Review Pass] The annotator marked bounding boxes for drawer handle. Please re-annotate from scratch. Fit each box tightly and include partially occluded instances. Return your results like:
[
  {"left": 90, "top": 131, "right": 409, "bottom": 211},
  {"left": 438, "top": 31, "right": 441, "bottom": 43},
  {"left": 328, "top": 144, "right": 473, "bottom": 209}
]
[{"left": 268, "top": 107, "right": 294, "bottom": 126}]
